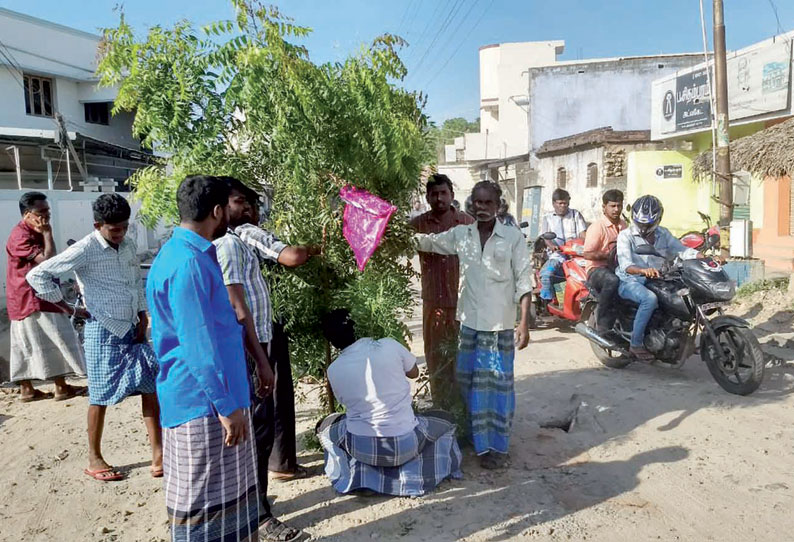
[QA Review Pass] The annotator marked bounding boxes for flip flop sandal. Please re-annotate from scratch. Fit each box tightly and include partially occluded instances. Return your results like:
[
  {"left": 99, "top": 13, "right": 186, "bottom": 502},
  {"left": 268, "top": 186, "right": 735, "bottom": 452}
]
[
  {"left": 54, "top": 386, "right": 88, "bottom": 402},
  {"left": 150, "top": 466, "right": 164, "bottom": 478},
  {"left": 261, "top": 518, "right": 302, "bottom": 542},
  {"left": 20, "top": 390, "right": 53, "bottom": 403},
  {"left": 270, "top": 465, "right": 310, "bottom": 482},
  {"left": 84, "top": 468, "right": 125, "bottom": 482}
]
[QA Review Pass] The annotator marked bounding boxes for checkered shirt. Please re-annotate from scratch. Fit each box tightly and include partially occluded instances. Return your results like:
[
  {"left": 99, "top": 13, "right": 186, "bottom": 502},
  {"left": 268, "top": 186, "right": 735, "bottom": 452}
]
[
  {"left": 234, "top": 223, "right": 287, "bottom": 265},
  {"left": 214, "top": 229, "right": 272, "bottom": 344},
  {"left": 26, "top": 231, "right": 145, "bottom": 338}
]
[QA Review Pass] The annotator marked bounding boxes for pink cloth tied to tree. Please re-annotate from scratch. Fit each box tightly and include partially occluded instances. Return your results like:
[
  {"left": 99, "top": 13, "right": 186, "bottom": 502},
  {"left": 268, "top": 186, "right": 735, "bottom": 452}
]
[{"left": 339, "top": 185, "right": 397, "bottom": 271}]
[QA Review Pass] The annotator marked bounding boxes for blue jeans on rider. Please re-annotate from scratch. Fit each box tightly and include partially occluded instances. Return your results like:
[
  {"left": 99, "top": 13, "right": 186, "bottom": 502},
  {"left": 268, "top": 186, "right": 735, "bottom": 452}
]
[
  {"left": 617, "top": 279, "right": 658, "bottom": 348},
  {"left": 540, "top": 257, "right": 565, "bottom": 301}
]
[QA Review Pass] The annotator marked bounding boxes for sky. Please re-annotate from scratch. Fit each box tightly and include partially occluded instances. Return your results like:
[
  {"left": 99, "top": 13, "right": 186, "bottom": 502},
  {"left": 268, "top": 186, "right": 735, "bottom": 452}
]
[{"left": 2, "top": 0, "right": 793, "bottom": 124}]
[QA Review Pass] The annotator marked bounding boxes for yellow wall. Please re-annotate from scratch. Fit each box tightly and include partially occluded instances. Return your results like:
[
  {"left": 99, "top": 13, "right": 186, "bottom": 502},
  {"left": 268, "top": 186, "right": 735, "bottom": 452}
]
[{"left": 626, "top": 150, "right": 718, "bottom": 236}]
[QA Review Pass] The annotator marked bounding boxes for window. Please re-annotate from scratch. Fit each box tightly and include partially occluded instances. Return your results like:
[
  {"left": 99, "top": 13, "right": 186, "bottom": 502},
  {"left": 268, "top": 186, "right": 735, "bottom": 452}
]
[
  {"left": 85, "top": 102, "right": 110, "bottom": 125},
  {"left": 586, "top": 163, "right": 598, "bottom": 187},
  {"left": 556, "top": 167, "right": 567, "bottom": 189},
  {"left": 23, "top": 74, "right": 54, "bottom": 117}
]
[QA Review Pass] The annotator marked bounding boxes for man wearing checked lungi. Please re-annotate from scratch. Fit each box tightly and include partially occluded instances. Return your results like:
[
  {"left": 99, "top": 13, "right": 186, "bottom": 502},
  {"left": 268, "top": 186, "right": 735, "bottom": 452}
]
[
  {"left": 146, "top": 175, "right": 268, "bottom": 542},
  {"left": 416, "top": 180, "right": 532, "bottom": 470},
  {"left": 27, "top": 193, "right": 161, "bottom": 482}
]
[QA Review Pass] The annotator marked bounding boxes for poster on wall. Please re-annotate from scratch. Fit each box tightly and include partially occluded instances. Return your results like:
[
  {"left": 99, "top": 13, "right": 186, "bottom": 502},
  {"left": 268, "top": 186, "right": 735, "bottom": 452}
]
[{"left": 728, "top": 40, "right": 792, "bottom": 120}]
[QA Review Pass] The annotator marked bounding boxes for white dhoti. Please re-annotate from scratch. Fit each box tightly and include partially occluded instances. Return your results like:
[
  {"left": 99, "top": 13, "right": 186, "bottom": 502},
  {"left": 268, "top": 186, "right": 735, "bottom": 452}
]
[{"left": 9, "top": 312, "right": 85, "bottom": 382}]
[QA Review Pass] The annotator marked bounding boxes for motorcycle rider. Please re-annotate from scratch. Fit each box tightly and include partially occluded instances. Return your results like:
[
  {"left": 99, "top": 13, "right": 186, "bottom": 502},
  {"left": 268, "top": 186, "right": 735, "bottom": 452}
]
[
  {"left": 539, "top": 188, "right": 587, "bottom": 307},
  {"left": 616, "top": 195, "right": 702, "bottom": 360},
  {"left": 582, "top": 189, "right": 627, "bottom": 334}
]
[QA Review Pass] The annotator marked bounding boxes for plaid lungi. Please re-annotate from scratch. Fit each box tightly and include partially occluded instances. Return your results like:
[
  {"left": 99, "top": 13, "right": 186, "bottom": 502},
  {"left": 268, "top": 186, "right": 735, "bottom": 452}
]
[
  {"left": 457, "top": 326, "right": 515, "bottom": 455},
  {"left": 318, "top": 412, "right": 462, "bottom": 497},
  {"left": 163, "top": 411, "right": 259, "bottom": 542},
  {"left": 83, "top": 319, "right": 158, "bottom": 405}
]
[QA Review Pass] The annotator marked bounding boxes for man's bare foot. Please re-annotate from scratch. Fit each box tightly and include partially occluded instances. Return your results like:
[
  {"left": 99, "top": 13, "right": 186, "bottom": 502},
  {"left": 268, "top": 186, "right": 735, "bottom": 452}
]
[
  {"left": 53, "top": 384, "right": 87, "bottom": 401},
  {"left": 151, "top": 453, "right": 164, "bottom": 478},
  {"left": 20, "top": 389, "right": 53, "bottom": 402}
]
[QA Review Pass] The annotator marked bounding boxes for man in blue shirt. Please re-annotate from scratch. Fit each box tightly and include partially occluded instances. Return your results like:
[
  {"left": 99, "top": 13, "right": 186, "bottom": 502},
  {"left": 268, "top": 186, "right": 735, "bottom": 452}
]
[
  {"left": 617, "top": 195, "right": 701, "bottom": 359},
  {"left": 147, "top": 175, "right": 276, "bottom": 542}
]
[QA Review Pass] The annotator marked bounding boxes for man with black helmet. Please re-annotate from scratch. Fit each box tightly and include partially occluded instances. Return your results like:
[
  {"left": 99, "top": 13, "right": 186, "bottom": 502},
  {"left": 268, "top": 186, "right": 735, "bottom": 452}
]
[{"left": 616, "top": 195, "right": 701, "bottom": 360}]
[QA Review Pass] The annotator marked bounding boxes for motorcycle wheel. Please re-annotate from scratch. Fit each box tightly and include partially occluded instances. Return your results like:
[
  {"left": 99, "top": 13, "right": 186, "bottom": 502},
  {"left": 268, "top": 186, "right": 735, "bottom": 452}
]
[
  {"left": 586, "top": 311, "right": 631, "bottom": 369},
  {"left": 702, "top": 326, "right": 764, "bottom": 395}
]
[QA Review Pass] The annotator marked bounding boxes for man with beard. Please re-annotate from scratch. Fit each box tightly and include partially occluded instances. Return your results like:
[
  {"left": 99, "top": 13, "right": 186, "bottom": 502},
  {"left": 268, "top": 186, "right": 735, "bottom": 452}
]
[
  {"left": 212, "top": 176, "right": 301, "bottom": 541},
  {"left": 415, "top": 181, "right": 532, "bottom": 469}
]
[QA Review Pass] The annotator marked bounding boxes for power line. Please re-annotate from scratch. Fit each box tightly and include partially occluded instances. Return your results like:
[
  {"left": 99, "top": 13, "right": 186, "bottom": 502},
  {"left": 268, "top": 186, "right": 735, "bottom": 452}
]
[
  {"left": 766, "top": 0, "right": 785, "bottom": 35},
  {"left": 0, "top": 37, "right": 25, "bottom": 89},
  {"left": 418, "top": 0, "right": 483, "bottom": 87},
  {"left": 408, "top": 0, "right": 468, "bottom": 80},
  {"left": 405, "top": 0, "right": 449, "bottom": 64},
  {"left": 422, "top": 0, "right": 494, "bottom": 89}
]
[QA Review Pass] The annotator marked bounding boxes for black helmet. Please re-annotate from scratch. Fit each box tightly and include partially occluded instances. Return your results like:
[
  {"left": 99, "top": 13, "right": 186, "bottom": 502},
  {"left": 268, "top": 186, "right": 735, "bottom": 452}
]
[{"left": 631, "top": 195, "right": 663, "bottom": 237}]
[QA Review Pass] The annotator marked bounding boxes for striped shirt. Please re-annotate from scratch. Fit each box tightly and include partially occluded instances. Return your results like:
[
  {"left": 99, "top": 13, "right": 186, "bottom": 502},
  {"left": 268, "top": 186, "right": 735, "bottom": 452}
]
[
  {"left": 234, "top": 223, "right": 287, "bottom": 265},
  {"left": 214, "top": 229, "right": 272, "bottom": 344},
  {"left": 26, "top": 230, "right": 145, "bottom": 338}
]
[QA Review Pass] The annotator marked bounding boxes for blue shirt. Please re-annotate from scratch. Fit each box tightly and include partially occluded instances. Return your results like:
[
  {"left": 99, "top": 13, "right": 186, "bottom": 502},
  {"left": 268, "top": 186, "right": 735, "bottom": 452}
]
[
  {"left": 146, "top": 227, "right": 251, "bottom": 428},
  {"left": 616, "top": 225, "right": 699, "bottom": 284}
]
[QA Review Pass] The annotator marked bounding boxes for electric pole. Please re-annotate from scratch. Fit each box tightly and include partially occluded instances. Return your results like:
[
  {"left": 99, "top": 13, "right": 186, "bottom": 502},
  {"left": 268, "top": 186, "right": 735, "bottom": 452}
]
[{"left": 713, "top": 0, "right": 733, "bottom": 228}]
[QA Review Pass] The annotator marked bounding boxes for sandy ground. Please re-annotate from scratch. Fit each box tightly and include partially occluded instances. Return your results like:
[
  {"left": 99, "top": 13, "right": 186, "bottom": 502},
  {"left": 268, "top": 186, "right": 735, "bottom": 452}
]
[{"left": 1, "top": 289, "right": 793, "bottom": 542}]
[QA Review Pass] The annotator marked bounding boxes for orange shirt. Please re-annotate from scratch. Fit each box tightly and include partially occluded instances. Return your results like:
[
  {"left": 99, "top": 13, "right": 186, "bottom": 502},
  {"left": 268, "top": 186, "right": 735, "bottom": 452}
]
[{"left": 583, "top": 214, "right": 627, "bottom": 274}]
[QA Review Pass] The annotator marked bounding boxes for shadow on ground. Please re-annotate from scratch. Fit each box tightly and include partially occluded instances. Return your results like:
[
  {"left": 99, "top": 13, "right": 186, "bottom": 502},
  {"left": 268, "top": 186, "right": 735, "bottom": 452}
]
[{"left": 280, "top": 357, "right": 794, "bottom": 541}]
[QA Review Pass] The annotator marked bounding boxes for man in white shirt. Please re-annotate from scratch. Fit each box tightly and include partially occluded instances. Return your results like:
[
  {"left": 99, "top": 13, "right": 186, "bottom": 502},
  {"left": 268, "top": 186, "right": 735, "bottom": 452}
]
[
  {"left": 538, "top": 188, "right": 588, "bottom": 305},
  {"left": 415, "top": 181, "right": 532, "bottom": 469},
  {"left": 316, "top": 309, "right": 462, "bottom": 496}
]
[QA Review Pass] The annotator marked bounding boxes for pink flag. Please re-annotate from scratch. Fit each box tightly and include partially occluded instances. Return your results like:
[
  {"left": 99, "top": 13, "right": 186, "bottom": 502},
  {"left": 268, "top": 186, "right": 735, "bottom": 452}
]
[{"left": 339, "top": 185, "right": 397, "bottom": 271}]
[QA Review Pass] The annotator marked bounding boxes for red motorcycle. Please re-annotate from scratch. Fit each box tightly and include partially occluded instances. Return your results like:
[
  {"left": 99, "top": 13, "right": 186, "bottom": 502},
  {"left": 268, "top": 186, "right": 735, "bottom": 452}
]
[
  {"left": 532, "top": 232, "right": 590, "bottom": 323},
  {"left": 680, "top": 211, "right": 721, "bottom": 254}
]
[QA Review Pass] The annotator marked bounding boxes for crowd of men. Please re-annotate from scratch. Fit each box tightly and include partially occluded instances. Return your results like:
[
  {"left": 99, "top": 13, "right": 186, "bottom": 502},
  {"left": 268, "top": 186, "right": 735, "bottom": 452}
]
[{"left": 4, "top": 172, "right": 694, "bottom": 542}]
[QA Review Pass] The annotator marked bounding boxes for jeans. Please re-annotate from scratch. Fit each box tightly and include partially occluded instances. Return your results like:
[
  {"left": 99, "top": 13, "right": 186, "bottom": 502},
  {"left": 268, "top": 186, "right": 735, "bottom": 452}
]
[
  {"left": 539, "top": 257, "right": 566, "bottom": 300},
  {"left": 617, "top": 280, "right": 658, "bottom": 348},
  {"left": 587, "top": 267, "right": 620, "bottom": 331}
]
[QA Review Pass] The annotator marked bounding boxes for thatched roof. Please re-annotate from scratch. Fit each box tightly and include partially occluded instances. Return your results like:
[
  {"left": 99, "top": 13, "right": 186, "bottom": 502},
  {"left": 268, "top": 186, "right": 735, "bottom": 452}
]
[{"left": 693, "top": 116, "right": 794, "bottom": 182}]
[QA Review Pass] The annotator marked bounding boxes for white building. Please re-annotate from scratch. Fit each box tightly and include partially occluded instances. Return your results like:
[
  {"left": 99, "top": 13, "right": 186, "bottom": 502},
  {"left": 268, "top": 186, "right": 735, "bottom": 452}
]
[
  {"left": 0, "top": 7, "right": 151, "bottom": 191},
  {"left": 0, "top": 9, "right": 168, "bottom": 309},
  {"left": 439, "top": 40, "right": 702, "bottom": 233}
]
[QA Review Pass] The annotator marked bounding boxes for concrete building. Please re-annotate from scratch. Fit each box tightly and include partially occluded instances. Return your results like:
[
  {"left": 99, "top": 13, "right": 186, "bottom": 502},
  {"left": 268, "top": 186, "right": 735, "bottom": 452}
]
[
  {"left": 532, "top": 127, "right": 668, "bottom": 230},
  {"left": 0, "top": 8, "right": 152, "bottom": 191},
  {"left": 641, "top": 32, "right": 794, "bottom": 272},
  {"left": 439, "top": 40, "right": 702, "bottom": 233}
]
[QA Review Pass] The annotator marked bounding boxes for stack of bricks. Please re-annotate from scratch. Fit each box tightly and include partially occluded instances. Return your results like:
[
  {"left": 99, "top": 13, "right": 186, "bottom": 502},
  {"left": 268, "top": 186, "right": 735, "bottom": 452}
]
[{"left": 604, "top": 148, "right": 626, "bottom": 178}]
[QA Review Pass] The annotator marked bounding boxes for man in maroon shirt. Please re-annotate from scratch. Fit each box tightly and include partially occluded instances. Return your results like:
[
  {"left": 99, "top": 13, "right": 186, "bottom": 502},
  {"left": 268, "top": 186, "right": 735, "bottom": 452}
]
[
  {"left": 6, "top": 192, "right": 87, "bottom": 402},
  {"left": 410, "top": 174, "right": 474, "bottom": 407}
]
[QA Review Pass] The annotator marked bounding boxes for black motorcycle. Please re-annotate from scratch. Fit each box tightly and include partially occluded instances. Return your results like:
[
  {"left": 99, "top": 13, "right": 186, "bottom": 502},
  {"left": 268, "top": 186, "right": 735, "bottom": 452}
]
[{"left": 575, "top": 245, "right": 764, "bottom": 395}]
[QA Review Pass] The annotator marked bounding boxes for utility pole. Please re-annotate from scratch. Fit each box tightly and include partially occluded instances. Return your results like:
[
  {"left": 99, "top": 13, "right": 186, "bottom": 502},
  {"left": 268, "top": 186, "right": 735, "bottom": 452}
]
[{"left": 713, "top": 0, "right": 733, "bottom": 229}]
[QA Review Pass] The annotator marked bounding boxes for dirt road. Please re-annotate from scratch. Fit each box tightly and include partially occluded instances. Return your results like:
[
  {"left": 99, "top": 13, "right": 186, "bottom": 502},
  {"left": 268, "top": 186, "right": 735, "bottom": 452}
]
[{"left": 1, "top": 299, "right": 793, "bottom": 541}]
